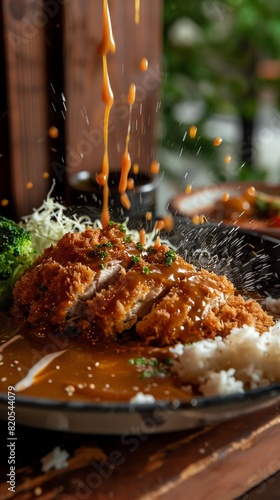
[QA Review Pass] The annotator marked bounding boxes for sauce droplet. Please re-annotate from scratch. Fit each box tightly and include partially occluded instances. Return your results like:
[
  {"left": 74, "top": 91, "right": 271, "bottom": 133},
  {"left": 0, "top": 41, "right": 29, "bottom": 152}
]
[
  {"left": 162, "top": 215, "right": 174, "bottom": 231},
  {"left": 192, "top": 215, "right": 200, "bottom": 225},
  {"left": 189, "top": 125, "right": 197, "bottom": 139},
  {"left": 127, "top": 177, "right": 135, "bottom": 190},
  {"left": 224, "top": 154, "right": 231, "bottom": 164},
  {"left": 135, "top": 0, "right": 140, "bottom": 25},
  {"left": 127, "top": 83, "right": 136, "bottom": 105},
  {"left": 140, "top": 57, "right": 148, "bottom": 72},
  {"left": 213, "top": 137, "right": 222, "bottom": 147},
  {"left": 48, "top": 126, "right": 59, "bottom": 139},
  {"left": 133, "top": 163, "right": 139, "bottom": 175},
  {"left": 120, "top": 192, "right": 131, "bottom": 210},
  {"left": 150, "top": 160, "right": 160, "bottom": 175},
  {"left": 119, "top": 83, "right": 136, "bottom": 196},
  {"left": 153, "top": 236, "right": 161, "bottom": 250},
  {"left": 221, "top": 192, "right": 230, "bottom": 202},
  {"left": 247, "top": 185, "right": 256, "bottom": 196},
  {"left": 26, "top": 182, "right": 33, "bottom": 190},
  {"left": 145, "top": 211, "right": 152, "bottom": 221},
  {"left": 155, "top": 219, "right": 165, "bottom": 231},
  {"left": 98, "top": 0, "right": 116, "bottom": 55},
  {"left": 139, "top": 228, "right": 146, "bottom": 246}
]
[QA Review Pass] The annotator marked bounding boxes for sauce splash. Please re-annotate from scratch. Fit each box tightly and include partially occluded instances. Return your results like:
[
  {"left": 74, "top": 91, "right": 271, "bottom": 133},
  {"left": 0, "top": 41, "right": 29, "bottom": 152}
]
[
  {"left": 135, "top": 0, "right": 140, "bottom": 25},
  {"left": 118, "top": 83, "right": 136, "bottom": 208},
  {"left": 96, "top": 0, "right": 116, "bottom": 227}
]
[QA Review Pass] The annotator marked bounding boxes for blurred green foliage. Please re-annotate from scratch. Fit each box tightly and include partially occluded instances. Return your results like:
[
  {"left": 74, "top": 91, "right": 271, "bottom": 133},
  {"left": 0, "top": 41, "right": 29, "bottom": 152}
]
[{"left": 161, "top": 0, "right": 280, "bottom": 180}]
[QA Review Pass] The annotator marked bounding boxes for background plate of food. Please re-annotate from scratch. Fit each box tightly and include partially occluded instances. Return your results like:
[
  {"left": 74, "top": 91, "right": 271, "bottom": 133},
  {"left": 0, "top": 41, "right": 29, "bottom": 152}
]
[
  {"left": 0, "top": 201, "right": 280, "bottom": 434},
  {"left": 168, "top": 182, "right": 280, "bottom": 239}
]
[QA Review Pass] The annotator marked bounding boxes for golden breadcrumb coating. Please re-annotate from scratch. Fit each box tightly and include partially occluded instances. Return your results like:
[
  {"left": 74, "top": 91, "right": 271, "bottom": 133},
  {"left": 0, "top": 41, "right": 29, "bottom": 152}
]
[
  {"left": 12, "top": 224, "right": 275, "bottom": 345},
  {"left": 13, "top": 258, "right": 95, "bottom": 327},
  {"left": 136, "top": 269, "right": 235, "bottom": 345}
]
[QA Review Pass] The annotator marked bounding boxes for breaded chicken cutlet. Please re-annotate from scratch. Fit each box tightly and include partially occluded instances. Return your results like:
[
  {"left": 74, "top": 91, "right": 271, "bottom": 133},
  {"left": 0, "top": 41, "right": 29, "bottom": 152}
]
[{"left": 13, "top": 222, "right": 275, "bottom": 345}]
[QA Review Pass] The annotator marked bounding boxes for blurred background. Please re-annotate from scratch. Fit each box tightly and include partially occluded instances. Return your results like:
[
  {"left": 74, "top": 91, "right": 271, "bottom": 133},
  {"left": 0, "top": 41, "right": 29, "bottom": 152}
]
[
  {"left": 0, "top": 0, "right": 280, "bottom": 219},
  {"left": 159, "top": 0, "right": 280, "bottom": 212}
]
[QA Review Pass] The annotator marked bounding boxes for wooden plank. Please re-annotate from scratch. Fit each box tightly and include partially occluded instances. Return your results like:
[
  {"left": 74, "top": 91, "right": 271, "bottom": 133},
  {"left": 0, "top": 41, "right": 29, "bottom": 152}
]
[
  {"left": 2, "top": 0, "right": 50, "bottom": 219},
  {"left": 0, "top": 4, "right": 13, "bottom": 219},
  {"left": 63, "top": 0, "right": 162, "bottom": 182},
  {"left": 0, "top": 404, "right": 280, "bottom": 499}
]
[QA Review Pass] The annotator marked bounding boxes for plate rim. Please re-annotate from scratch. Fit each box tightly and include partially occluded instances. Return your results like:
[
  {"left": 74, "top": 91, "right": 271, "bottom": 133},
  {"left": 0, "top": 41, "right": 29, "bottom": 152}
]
[{"left": 1, "top": 381, "right": 280, "bottom": 414}]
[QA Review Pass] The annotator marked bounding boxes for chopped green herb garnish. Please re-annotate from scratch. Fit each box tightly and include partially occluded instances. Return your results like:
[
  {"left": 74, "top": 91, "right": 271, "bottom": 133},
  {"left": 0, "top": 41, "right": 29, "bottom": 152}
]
[
  {"left": 128, "top": 357, "right": 158, "bottom": 366},
  {"left": 141, "top": 368, "right": 167, "bottom": 379},
  {"left": 118, "top": 223, "right": 126, "bottom": 233},
  {"left": 147, "top": 247, "right": 156, "bottom": 254},
  {"left": 99, "top": 263, "right": 105, "bottom": 270},
  {"left": 97, "top": 250, "right": 108, "bottom": 259},
  {"left": 128, "top": 356, "right": 173, "bottom": 379},
  {"left": 165, "top": 249, "right": 176, "bottom": 266},
  {"left": 96, "top": 242, "right": 113, "bottom": 248},
  {"left": 131, "top": 255, "right": 140, "bottom": 264},
  {"left": 136, "top": 242, "right": 143, "bottom": 251},
  {"left": 162, "top": 357, "right": 173, "bottom": 365},
  {"left": 143, "top": 266, "right": 150, "bottom": 275},
  {"left": 125, "top": 236, "right": 132, "bottom": 243},
  {"left": 108, "top": 220, "right": 114, "bottom": 226}
]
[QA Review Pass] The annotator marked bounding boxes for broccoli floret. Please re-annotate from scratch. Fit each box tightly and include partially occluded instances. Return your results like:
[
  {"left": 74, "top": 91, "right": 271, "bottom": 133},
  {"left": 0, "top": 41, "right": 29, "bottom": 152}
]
[{"left": 0, "top": 216, "right": 36, "bottom": 310}]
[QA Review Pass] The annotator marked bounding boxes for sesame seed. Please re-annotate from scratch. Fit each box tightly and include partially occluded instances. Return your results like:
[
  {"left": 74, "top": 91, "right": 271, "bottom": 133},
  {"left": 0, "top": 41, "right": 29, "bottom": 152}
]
[{"left": 65, "top": 385, "right": 75, "bottom": 396}]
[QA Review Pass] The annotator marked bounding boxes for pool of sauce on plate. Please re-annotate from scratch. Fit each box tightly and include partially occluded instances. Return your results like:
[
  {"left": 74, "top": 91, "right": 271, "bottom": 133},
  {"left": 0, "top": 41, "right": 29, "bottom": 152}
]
[{"left": 0, "top": 314, "right": 189, "bottom": 403}]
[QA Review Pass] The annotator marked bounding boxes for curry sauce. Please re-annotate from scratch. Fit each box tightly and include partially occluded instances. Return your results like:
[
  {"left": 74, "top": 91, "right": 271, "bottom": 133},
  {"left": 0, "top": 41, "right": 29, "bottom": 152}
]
[{"left": 0, "top": 314, "right": 188, "bottom": 403}]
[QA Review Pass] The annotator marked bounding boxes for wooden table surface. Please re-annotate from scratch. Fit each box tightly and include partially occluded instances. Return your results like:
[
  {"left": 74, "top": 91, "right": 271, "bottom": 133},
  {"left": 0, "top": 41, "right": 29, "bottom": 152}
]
[{"left": 1, "top": 401, "right": 280, "bottom": 500}]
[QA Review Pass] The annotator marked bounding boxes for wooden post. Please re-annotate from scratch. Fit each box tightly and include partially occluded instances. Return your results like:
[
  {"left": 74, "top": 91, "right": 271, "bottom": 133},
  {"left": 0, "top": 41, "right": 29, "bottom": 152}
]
[
  {"left": 63, "top": 0, "right": 162, "bottom": 181},
  {"left": 2, "top": 0, "right": 50, "bottom": 219},
  {"left": 0, "top": 0, "right": 162, "bottom": 217}
]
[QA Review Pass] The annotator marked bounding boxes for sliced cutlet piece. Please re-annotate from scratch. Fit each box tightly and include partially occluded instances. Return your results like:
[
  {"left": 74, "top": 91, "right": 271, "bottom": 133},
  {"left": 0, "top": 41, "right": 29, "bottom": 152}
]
[
  {"left": 84, "top": 259, "right": 165, "bottom": 339},
  {"left": 84, "top": 245, "right": 196, "bottom": 340},
  {"left": 207, "top": 294, "right": 274, "bottom": 336},
  {"left": 13, "top": 223, "right": 142, "bottom": 329},
  {"left": 13, "top": 258, "right": 96, "bottom": 328},
  {"left": 136, "top": 268, "right": 235, "bottom": 346}
]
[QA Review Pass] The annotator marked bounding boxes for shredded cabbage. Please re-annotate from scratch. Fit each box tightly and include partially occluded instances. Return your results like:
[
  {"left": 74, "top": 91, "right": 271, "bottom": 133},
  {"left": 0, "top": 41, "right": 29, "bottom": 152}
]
[
  {"left": 20, "top": 181, "right": 174, "bottom": 255},
  {"left": 20, "top": 182, "right": 94, "bottom": 254}
]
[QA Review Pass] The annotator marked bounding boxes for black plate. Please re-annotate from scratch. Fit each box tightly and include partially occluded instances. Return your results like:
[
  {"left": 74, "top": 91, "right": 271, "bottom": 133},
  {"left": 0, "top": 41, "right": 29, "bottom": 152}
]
[{"left": 0, "top": 214, "right": 280, "bottom": 434}]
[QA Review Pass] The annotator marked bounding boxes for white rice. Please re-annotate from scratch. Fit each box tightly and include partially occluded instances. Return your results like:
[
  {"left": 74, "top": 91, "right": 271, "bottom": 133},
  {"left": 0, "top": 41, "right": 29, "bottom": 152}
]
[{"left": 170, "top": 320, "right": 280, "bottom": 397}]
